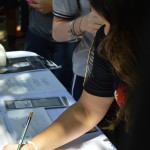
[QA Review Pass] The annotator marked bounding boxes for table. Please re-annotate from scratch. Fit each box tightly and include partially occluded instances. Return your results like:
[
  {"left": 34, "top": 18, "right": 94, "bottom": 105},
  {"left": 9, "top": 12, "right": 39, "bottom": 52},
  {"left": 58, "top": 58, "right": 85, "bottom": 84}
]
[{"left": 0, "top": 51, "right": 116, "bottom": 150}]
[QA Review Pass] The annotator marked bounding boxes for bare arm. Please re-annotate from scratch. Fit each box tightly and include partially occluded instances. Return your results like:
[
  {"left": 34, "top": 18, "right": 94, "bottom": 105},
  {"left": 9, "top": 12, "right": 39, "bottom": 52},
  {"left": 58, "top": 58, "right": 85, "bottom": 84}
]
[{"left": 3, "top": 90, "right": 114, "bottom": 150}]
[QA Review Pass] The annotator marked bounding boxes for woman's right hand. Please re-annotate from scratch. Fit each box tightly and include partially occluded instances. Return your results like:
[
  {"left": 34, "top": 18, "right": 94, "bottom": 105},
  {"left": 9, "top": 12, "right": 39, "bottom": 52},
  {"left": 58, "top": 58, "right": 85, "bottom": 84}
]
[
  {"left": 2, "top": 143, "right": 35, "bottom": 150},
  {"left": 2, "top": 144, "right": 18, "bottom": 150}
]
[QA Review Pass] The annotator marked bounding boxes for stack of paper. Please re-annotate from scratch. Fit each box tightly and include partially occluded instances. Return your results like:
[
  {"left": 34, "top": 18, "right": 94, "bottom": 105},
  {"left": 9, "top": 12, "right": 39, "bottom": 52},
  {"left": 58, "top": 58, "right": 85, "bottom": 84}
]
[
  {"left": 0, "top": 70, "right": 67, "bottom": 107},
  {"left": 6, "top": 108, "right": 52, "bottom": 142},
  {"left": 0, "top": 111, "right": 14, "bottom": 147}
]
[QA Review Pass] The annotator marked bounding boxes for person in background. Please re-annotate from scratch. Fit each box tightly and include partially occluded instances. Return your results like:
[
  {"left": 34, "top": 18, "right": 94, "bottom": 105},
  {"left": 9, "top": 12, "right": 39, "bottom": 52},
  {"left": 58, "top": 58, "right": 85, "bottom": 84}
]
[
  {"left": 52, "top": 0, "right": 102, "bottom": 100},
  {"left": 2, "top": 0, "right": 139, "bottom": 149},
  {"left": 0, "top": 0, "right": 18, "bottom": 51},
  {"left": 24, "top": 0, "right": 79, "bottom": 92}
]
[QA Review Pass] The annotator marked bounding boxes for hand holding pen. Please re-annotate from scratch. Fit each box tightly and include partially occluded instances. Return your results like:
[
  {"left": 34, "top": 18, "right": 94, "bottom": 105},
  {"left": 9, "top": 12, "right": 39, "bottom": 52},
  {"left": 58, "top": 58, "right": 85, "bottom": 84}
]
[
  {"left": 17, "top": 112, "right": 33, "bottom": 150},
  {"left": 2, "top": 112, "right": 34, "bottom": 150}
]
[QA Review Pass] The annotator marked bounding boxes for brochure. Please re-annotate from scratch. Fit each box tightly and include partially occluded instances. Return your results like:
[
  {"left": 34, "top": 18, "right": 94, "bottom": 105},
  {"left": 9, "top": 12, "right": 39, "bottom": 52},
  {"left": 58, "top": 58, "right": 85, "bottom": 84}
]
[{"left": 0, "top": 56, "right": 61, "bottom": 74}]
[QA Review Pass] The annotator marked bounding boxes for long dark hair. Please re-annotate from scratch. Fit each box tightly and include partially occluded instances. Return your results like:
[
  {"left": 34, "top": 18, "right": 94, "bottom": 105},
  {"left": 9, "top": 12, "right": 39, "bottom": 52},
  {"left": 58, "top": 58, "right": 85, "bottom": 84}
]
[{"left": 90, "top": 0, "right": 140, "bottom": 130}]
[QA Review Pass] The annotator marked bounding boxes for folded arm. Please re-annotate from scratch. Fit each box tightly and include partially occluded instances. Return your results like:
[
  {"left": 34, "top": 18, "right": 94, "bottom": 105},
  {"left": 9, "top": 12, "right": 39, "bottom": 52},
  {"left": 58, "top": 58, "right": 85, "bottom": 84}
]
[{"left": 52, "top": 10, "right": 104, "bottom": 42}]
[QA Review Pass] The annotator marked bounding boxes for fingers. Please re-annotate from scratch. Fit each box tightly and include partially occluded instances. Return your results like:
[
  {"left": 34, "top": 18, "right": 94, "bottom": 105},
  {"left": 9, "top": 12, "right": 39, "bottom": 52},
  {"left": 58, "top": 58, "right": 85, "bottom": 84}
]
[
  {"left": 83, "top": 9, "right": 110, "bottom": 34},
  {"left": 88, "top": 11, "right": 104, "bottom": 25},
  {"left": 29, "top": 3, "right": 45, "bottom": 13},
  {"left": 29, "top": 3, "right": 39, "bottom": 9},
  {"left": 81, "top": 12, "right": 103, "bottom": 34},
  {"left": 2, "top": 144, "right": 17, "bottom": 150}
]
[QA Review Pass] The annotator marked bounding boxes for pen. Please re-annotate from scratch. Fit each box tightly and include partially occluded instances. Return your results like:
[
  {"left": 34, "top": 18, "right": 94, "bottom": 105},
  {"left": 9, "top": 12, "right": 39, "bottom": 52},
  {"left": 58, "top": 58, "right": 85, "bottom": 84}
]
[{"left": 17, "top": 112, "right": 33, "bottom": 150}]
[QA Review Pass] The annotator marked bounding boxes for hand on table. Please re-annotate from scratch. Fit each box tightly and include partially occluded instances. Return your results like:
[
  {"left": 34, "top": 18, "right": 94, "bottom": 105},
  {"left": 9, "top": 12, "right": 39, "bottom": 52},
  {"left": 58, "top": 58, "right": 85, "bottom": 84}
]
[{"left": 2, "top": 144, "right": 17, "bottom": 150}]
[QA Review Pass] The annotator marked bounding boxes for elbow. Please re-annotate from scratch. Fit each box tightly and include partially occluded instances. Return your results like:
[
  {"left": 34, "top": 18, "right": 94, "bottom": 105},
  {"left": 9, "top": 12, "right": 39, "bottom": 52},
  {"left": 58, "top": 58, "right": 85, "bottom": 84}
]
[
  {"left": 52, "top": 28, "right": 65, "bottom": 42},
  {"left": 52, "top": 22, "right": 64, "bottom": 42}
]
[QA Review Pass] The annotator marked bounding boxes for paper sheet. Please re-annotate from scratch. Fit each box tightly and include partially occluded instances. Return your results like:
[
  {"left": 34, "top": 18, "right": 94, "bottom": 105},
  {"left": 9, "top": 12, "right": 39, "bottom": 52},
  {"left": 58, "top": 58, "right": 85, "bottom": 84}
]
[
  {"left": 0, "top": 112, "right": 14, "bottom": 145},
  {"left": 0, "top": 70, "right": 66, "bottom": 102},
  {"left": 7, "top": 108, "right": 52, "bottom": 142},
  {"left": 56, "top": 131, "right": 117, "bottom": 150},
  {"left": 6, "top": 51, "right": 38, "bottom": 58}
]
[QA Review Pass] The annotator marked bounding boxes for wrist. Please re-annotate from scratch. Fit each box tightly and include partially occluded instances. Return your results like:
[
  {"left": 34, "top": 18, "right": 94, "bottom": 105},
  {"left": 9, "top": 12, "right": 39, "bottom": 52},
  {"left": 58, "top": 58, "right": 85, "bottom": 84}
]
[
  {"left": 68, "top": 20, "right": 78, "bottom": 41},
  {"left": 79, "top": 15, "right": 86, "bottom": 33},
  {"left": 68, "top": 16, "right": 86, "bottom": 40},
  {"left": 21, "top": 141, "right": 38, "bottom": 150}
]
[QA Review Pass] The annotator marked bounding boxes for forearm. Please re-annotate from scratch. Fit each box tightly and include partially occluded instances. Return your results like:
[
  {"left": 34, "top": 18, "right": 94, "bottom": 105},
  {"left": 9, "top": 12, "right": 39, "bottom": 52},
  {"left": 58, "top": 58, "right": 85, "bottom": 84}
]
[
  {"left": 52, "top": 17, "right": 70, "bottom": 42},
  {"left": 52, "top": 10, "right": 105, "bottom": 42},
  {"left": 22, "top": 102, "right": 97, "bottom": 150},
  {"left": 52, "top": 16, "right": 85, "bottom": 42}
]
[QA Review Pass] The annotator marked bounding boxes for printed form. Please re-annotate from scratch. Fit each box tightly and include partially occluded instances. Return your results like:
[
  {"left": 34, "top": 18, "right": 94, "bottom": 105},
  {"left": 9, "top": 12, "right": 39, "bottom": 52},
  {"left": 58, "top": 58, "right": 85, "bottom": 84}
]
[
  {"left": 0, "top": 111, "right": 14, "bottom": 148},
  {"left": 0, "top": 70, "right": 66, "bottom": 109},
  {"left": 6, "top": 108, "right": 52, "bottom": 142}
]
